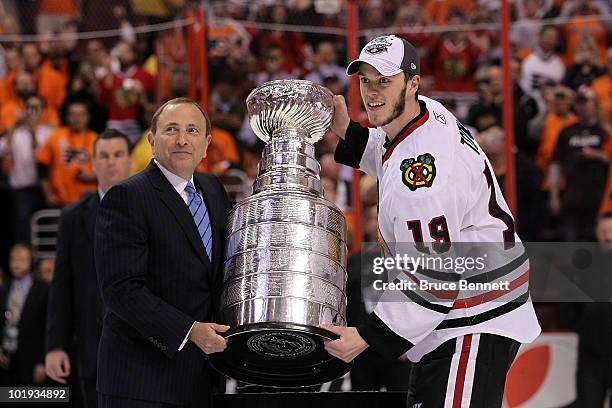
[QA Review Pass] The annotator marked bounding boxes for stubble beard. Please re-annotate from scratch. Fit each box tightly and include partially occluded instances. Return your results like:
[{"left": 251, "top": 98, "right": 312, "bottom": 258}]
[{"left": 373, "top": 83, "right": 407, "bottom": 127}]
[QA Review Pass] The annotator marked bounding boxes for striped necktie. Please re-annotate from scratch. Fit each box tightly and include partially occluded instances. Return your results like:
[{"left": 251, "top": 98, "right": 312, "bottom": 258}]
[{"left": 185, "top": 182, "right": 212, "bottom": 259}]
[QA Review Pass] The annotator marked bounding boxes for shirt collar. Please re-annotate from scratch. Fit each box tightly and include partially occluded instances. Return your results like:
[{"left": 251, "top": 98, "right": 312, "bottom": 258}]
[
  {"left": 154, "top": 159, "right": 194, "bottom": 194},
  {"left": 12, "top": 274, "right": 33, "bottom": 292},
  {"left": 98, "top": 188, "right": 106, "bottom": 201}
]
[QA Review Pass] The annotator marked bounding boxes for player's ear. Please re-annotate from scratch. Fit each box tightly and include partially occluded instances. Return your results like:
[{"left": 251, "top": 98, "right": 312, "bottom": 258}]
[{"left": 409, "top": 75, "right": 420, "bottom": 95}]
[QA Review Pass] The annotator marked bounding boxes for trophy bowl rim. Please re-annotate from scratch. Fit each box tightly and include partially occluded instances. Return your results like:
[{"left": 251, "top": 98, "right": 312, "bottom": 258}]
[
  {"left": 246, "top": 79, "right": 334, "bottom": 105},
  {"left": 246, "top": 79, "right": 335, "bottom": 144}
]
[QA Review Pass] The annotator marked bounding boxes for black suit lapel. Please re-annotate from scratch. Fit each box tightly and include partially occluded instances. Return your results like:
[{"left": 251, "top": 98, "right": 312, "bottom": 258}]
[
  {"left": 0, "top": 285, "right": 8, "bottom": 328},
  {"left": 18, "top": 278, "right": 40, "bottom": 330},
  {"left": 82, "top": 193, "right": 99, "bottom": 244},
  {"left": 146, "top": 163, "right": 210, "bottom": 266}
]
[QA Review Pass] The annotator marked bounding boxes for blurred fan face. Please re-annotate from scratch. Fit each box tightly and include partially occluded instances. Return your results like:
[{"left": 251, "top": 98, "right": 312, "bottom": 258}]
[
  {"left": 317, "top": 42, "right": 337, "bottom": 65},
  {"left": 264, "top": 48, "right": 284, "bottom": 73},
  {"left": 116, "top": 41, "right": 135, "bottom": 69},
  {"left": 539, "top": 27, "right": 559, "bottom": 54},
  {"left": 10, "top": 246, "right": 31, "bottom": 279},
  {"left": 5, "top": 48, "right": 21, "bottom": 72},
  {"left": 478, "top": 126, "right": 504, "bottom": 156},
  {"left": 14, "top": 72, "right": 36, "bottom": 99},
  {"left": 67, "top": 103, "right": 90, "bottom": 132},
  {"left": 597, "top": 217, "right": 612, "bottom": 251},
  {"left": 22, "top": 44, "right": 41, "bottom": 71},
  {"left": 87, "top": 40, "right": 106, "bottom": 66}
]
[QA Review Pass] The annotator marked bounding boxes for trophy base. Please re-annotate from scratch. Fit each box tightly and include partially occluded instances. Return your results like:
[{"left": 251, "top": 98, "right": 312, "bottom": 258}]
[{"left": 209, "top": 322, "right": 352, "bottom": 387}]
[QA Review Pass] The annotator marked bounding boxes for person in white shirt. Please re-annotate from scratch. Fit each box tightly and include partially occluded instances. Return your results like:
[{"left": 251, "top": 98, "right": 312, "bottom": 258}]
[
  {"left": 520, "top": 25, "right": 566, "bottom": 108},
  {"left": 322, "top": 35, "right": 541, "bottom": 408},
  {"left": 0, "top": 94, "right": 54, "bottom": 243}
]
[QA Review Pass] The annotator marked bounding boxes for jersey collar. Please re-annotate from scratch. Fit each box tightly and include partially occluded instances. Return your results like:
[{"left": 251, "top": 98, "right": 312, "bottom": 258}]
[{"left": 382, "top": 99, "right": 429, "bottom": 164}]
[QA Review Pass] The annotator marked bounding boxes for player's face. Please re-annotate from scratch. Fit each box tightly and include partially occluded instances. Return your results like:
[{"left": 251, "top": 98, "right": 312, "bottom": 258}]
[
  {"left": 358, "top": 63, "right": 407, "bottom": 127},
  {"left": 148, "top": 103, "right": 211, "bottom": 180},
  {"left": 93, "top": 137, "right": 132, "bottom": 190}
]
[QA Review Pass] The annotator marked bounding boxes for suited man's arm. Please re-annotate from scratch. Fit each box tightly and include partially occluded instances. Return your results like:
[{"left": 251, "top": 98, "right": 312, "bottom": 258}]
[
  {"left": 95, "top": 184, "right": 194, "bottom": 358},
  {"left": 45, "top": 208, "right": 76, "bottom": 382},
  {"left": 47, "top": 208, "right": 75, "bottom": 351}
]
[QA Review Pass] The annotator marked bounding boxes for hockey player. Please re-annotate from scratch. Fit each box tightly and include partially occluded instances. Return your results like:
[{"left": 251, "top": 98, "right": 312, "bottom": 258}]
[{"left": 322, "top": 35, "right": 541, "bottom": 407}]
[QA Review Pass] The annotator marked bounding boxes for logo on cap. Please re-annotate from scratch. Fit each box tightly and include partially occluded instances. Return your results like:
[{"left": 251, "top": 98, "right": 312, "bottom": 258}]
[
  {"left": 411, "top": 63, "right": 417, "bottom": 70},
  {"left": 364, "top": 36, "right": 393, "bottom": 55}
]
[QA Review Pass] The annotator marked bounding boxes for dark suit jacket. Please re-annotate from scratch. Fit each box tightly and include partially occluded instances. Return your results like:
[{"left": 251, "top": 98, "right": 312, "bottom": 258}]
[
  {"left": 47, "top": 192, "right": 103, "bottom": 380},
  {"left": 95, "top": 162, "right": 231, "bottom": 405},
  {"left": 0, "top": 277, "right": 49, "bottom": 385}
]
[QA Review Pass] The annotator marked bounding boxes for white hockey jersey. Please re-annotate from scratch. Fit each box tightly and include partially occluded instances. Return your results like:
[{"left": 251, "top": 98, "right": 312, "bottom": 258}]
[{"left": 336, "top": 95, "right": 541, "bottom": 362}]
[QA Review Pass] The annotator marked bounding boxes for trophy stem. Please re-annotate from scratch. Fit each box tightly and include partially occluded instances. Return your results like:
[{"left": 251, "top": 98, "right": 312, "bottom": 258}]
[{"left": 272, "top": 127, "right": 311, "bottom": 140}]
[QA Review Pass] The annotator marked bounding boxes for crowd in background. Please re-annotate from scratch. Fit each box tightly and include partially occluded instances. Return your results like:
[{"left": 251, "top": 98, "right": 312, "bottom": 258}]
[{"left": 0, "top": 0, "right": 611, "bottom": 394}]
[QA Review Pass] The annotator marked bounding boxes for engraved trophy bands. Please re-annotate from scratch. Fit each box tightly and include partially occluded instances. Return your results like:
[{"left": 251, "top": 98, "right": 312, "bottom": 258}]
[{"left": 208, "top": 80, "right": 350, "bottom": 386}]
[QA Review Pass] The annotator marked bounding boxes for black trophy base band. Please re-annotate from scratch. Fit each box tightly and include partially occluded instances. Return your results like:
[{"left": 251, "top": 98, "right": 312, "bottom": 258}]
[{"left": 208, "top": 322, "right": 352, "bottom": 387}]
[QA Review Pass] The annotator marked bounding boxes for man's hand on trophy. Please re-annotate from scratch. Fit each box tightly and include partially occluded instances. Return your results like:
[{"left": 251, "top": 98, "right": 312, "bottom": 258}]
[
  {"left": 320, "top": 324, "right": 369, "bottom": 363},
  {"left": 327, "top": 95, "right": 350, "bottom": 140},
  {"left": 189, "top": 322, "right": 230, "bottom": 354}
]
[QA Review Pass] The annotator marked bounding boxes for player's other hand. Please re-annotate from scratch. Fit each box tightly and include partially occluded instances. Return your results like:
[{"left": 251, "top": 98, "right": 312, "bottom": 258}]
[
  {"left": 327, "top": 95, "right": 350, "bottom": 140},
  {"left": 321, "top": 324, "right": 369, "bottom": 363}
]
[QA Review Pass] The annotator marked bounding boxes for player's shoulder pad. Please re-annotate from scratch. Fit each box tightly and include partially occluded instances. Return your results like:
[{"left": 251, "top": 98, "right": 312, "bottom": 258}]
[{"left": 419, "top": 95, "right": 481, "bottom": 157}]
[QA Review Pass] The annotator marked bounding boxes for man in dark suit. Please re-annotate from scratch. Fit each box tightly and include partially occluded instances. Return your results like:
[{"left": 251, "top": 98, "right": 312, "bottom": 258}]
[
  {"left": 95, "top": 98, "right": 232, "bottom": 408},
  {"left": 0, "top": 244, "right": 48, "bottom": 387},
  {"left": 45, "top": 129, "right": 133, "bottom": 408}
]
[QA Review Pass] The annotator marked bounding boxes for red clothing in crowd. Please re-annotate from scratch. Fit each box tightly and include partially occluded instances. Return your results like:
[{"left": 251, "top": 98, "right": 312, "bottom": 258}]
[
  {"left": 432, "top": 38, "right": 482, "bottom": 92},
  {"left": 98, "top": 66, "right": 154, "bottom": 122}
]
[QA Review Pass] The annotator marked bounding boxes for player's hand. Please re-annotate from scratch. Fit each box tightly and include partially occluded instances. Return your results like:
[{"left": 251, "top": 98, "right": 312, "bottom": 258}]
[
  {"left": 327, "top": 95, "right": 350, "bottom": 140},
  {"left": 188, "top": 322, "right": 230, "bottom": 354},
  {"left": 320, "top": 324, "right": 368, "bottom": 363},
  {"left": 45, "top": 350, "right": 71, "bottom": 384}
]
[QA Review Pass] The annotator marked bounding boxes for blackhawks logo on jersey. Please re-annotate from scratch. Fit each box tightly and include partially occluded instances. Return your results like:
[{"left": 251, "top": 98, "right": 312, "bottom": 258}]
[{"left": 400, "top": 153, "right": 436, "bottom": 191}]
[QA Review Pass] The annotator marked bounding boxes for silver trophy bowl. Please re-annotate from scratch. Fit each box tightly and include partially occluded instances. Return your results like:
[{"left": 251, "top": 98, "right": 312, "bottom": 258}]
[{"left": 209, "top": 80, "right": 350, "bottom": 386}]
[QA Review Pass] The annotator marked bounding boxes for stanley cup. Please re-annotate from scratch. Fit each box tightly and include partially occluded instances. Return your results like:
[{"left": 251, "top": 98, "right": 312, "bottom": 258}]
[{"left": 208, "top": 80, "right": 350, "bottom": 387}]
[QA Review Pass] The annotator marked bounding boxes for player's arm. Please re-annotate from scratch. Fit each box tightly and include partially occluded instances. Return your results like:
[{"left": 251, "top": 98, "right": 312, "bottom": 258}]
[{"left": 329, "top": 95, "right": 379, "bottom": 178}]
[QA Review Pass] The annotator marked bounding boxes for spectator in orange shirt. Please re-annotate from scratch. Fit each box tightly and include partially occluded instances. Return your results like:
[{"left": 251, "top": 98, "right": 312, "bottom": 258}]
[
  {"left": 0, "top": 70, "right": 60, "bottom": 135},
  {"left": 592, "top": 47, "right": 612, "bottom": 130},
  {"left": 195, "top": 127, "right": 240, "bottom": 176},
  {"left": 21, "top": 43, "right": 66, "bottom": 111},
  {"left": 562, "top": 1, "right": 608, "bottom": 66},
  {"left": 536, "top": 85, "right": 578, "bottom": 173},
  {"left": 36, "top": 101, "right": 98, "bottom": 207},
  {"left": 0, "top": 46, "right": 22, "bottom": 109},
  {"left": 36, "top": 0, "right": 78, "bottom": 34}
]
